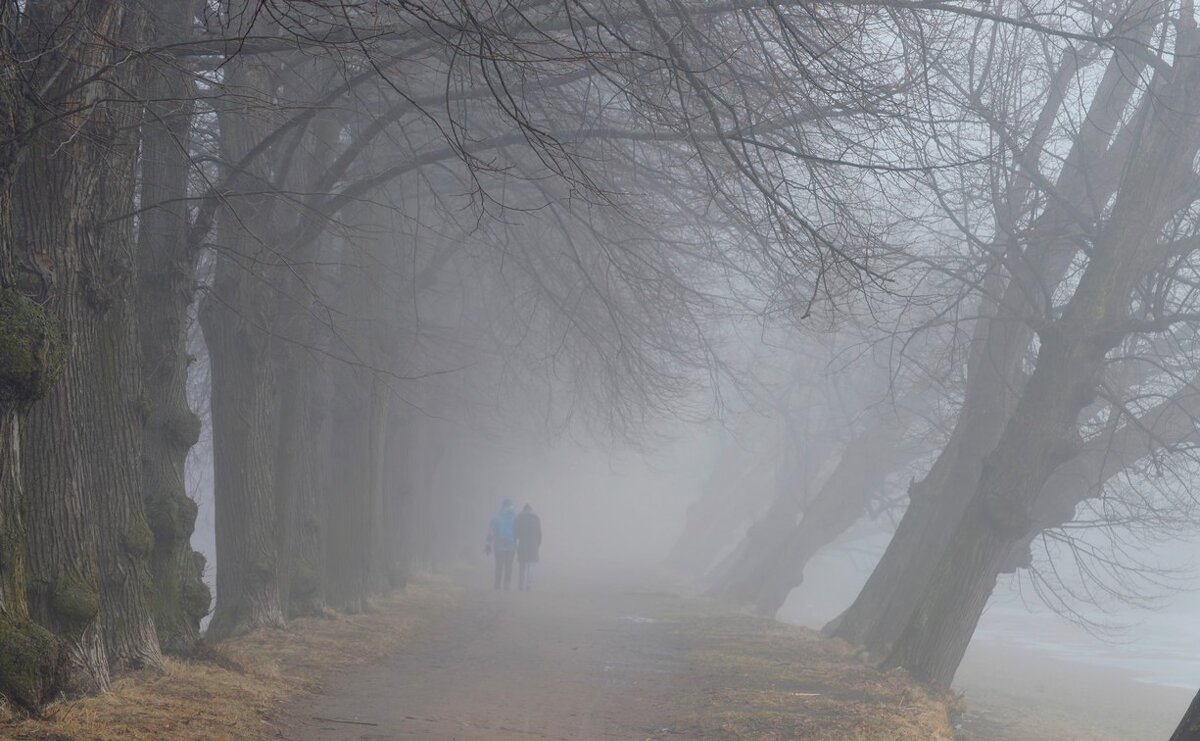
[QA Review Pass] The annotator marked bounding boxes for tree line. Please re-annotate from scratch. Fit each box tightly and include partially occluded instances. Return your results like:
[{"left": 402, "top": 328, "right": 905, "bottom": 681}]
[
  {"left": 0, "top": 0, "right": 942, "bottom": 712},
  {"left": 5, "top": 0, "right": 1200, "bottom": 736}
]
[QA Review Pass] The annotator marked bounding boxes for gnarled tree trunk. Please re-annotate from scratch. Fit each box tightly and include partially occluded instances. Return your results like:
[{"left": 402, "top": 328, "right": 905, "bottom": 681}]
[
  {"left": 0, "top": 289, "right": 68, "bottom": 710},
  {"left": 16, "top": 0, "right": 163, "bottom": 689},
  {"left": 883, "top": 49, "right": 1200, "bottom": 688},
  {"left": 0, "top": 55, "right": 67, "bottom": 712},
  {"left": 827, "top": 37, "right": 1145, "bottom": 657},
  {"left": 135, "top": 0, "right": 211, "bottom": 653}
]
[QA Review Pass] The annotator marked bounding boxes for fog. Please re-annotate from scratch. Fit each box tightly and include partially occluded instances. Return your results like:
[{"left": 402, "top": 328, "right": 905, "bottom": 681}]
[{"left": 8, "top": 1, "right": 1200, "bottom": 739}]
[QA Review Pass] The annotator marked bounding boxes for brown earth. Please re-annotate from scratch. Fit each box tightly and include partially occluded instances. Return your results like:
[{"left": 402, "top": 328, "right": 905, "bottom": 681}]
[
  {"left": 278, "top": 566, "right": 954, "bottom": 740},
  {"left": 0, "top": 567, "right": 954, "bottom": 740},
  {"left": 0, "top": 577, "right": 461, "bottom": 740}
]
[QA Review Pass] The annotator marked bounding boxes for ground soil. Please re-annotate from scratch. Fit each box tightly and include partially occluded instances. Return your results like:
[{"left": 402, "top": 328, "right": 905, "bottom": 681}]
[
  {"left": 279, "top": 569, "right": 704, "bottom": 740},
  {"left": 0, "top": 578, "right": 460, "bottom": 740},
  {"left": 0, "top": 566, "right": 953, "bottom": 740},
  {"left": 277, "top": 565, "right": 952, "bottom": 740}
]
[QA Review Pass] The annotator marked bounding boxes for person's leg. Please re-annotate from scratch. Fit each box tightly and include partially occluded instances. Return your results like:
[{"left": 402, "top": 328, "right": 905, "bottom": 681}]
[
  {"left": 502, "top": 550, "right": 515, "bottom": 590},
  {"left": 517, "top": 560, "right": 526, "bottom": 590},
  {"left": 525, "top": 561, "right": 534, "bottom": 591},
  {"left": 494, "top": 552, "right": 503, "bottom": 590}
]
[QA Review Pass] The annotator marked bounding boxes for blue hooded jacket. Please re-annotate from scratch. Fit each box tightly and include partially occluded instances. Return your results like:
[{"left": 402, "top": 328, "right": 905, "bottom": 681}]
[{"left": 487, "top": 500, "right": 518, "bottom": 552}]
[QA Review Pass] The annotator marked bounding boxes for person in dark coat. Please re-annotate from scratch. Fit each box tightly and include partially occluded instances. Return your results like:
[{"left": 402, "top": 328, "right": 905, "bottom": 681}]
[{"left": 514, "top": 504, "right": 542, "bottom": 592}]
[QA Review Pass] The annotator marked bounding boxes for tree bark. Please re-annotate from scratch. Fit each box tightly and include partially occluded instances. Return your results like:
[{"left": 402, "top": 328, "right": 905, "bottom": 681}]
[
  {"left": 323, "top": 213, "right": 397, "bottom": 612},
  {"left": 284, "top": 370, "right": 332, "bottom": 616},
  {"left": 135, "top": 0, "right": 211, "bottom": 654},
  {"left": 826, "top": 296, "right": 1023, "bottom": 655},
  {"left": 201, "top": 271, "right": 283, "bottom": 637},
  {"left": 201, "top": 55, "right": 286, "bottom": 639},
  {"left": 1171, "top": 688, "right": 1200, "bottom": 741},
  {"left": 268, "top": 111, "right": 341, "bottom": 617},
  {"left": 0, "top": 289, "right": 68, "bottom": 709},
  {"left": 15, "top": 0, "right": 164, "bottom": 688},
  {"left": 0, "top": 53, "right": 67, "bottom": 712},
  {"left": 998, "top": 367, "right": 1200, "bottom": 573},
  {"left": 324, "top": 364, "right": 376, "bottom": 613}
]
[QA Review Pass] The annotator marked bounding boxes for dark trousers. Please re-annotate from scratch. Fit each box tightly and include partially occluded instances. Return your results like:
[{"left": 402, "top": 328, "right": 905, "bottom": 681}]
[
  {"left": 494, "top": 549, "right": 515, "bottom": 590},
  {"left": 518, "top": 560, "right": 535, "bottom": 591}
]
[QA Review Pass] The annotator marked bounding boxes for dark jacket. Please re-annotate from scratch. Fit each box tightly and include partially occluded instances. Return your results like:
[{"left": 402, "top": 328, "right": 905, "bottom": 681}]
[{"left": 514, "top": 509, "right": 542, "bottom": 563}]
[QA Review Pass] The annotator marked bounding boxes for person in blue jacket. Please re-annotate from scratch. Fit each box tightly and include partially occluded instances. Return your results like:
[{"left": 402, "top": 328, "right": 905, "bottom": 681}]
[{"left": 485, "top": 499, "right": 518, "bottom": 590}]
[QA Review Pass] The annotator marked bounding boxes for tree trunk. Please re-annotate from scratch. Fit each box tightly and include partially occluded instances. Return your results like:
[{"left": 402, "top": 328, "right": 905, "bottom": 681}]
[
  {"left": 324, "top": 366, "right": 375, "bottom": 613},
  {"left": 201, "top": 57, "right": 286, "bottom": 639},
  {"left": 825, "top": 317, "right": 1016, "bottom": 656},
  {"left": 21, "top": 368, "right": 108, "bottom": 695},
  {"left": 135, "top": 0, "right": 211, "bottom": 654},
  {"left": 882, "top": 335, "right": 1102, "bottom": 686},
  {"left": 284, "top": 369, "right": 331, "bottom": 616},
  {"left": 1171, "top": 688, "right": 1200, "bottom": 741},
  {"left": 736, "top": 424, "right": 913, "bottom": 617},
  {"left": 0, "top": 59, "right": 68, "bottom": 711},
  {"left": 826, "top": 34, "right": 1149, "bottom": 658},
  {"left": 201, "top": 280, "right": 283, "bottom": 637},
  {"left": 322, "top": 213, "right": 398, "bottom": 611},
  {"left": 706, "top": 476, "right": 804, "bottom": 595},
  {"left": 883, "top": 48, "right": 1200, "bottom": 688},
  {"left": 269, "top": 112, "right": 341, "bottom": 616},
  {"left": 666, "top": 443, "right": 777, "bottom": 575},
  {"left": 703, "top": 434, "right": 831, "bottom": 591},
  {"left": 15, "top": 0, "right": 164, "bottom": 687},
  {"left": 0, "top": 291, "right": 68, "bottom": 710},
  {"left": 380, "top": 410, "right": 414, "bottom": 589},
  {"left": 1005, "top": 380, "right": 1200, "bottom": 572}
]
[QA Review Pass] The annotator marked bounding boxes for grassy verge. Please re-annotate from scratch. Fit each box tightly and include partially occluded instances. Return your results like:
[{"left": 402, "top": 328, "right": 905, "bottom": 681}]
[
  {"left": 660, "top": 602, "right": 958, "bottom": 740},
  {"left": 0, "top": 575, "right": 461, "bottom": 740}
]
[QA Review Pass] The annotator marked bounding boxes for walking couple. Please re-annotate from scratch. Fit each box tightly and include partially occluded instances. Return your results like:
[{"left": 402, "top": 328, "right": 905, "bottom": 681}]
[{"left": 485, "top": 500, "right": 542, "bottom": 591}]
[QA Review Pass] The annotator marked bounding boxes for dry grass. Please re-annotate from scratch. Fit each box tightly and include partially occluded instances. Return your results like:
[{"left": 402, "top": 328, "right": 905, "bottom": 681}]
[
  {"left": 663, "top": 607, "right": 957, "bottom": 740},
  {"left": 0, "top": 575, "right": 461, "bottom": 740}
]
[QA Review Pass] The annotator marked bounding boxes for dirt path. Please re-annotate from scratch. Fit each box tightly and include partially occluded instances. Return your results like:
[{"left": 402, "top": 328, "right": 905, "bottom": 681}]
[{"left": 278, "top": 567, "right": 702, "bottom": 740}]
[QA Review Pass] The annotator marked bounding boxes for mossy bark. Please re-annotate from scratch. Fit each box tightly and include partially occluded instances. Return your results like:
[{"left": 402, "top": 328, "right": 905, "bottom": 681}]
[
  {"left": 135, "top": 0, "right": 212, "bottom": 653},
  {"left": 14, "top": 0, "right": 163, "bottom": 692},
  {"left": 0, "top": 297, "right": 68, "bottom": 711},
  {"left": 0, "top": 21, "right": 68, "bottom": 713},
  {"left": 0, "top": 614, "right": 60, "bottom": 712}
]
